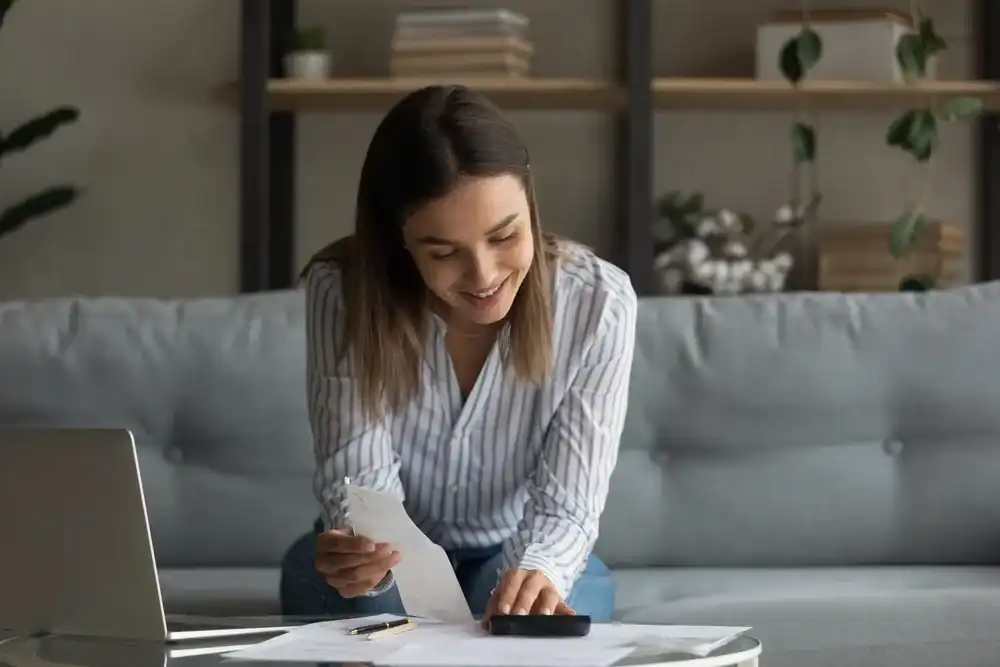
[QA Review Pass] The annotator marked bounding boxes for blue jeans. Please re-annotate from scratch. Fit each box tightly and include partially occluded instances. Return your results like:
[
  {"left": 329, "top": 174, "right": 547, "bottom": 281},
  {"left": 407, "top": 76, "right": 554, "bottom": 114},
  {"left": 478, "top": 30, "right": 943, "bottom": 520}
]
[{"left": 279, "top": 519, "right": 615, "bottom": 621}]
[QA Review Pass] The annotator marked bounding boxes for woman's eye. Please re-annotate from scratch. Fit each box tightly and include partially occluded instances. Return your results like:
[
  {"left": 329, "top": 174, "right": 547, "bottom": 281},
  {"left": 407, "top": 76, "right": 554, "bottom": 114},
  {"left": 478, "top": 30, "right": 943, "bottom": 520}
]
[
  {"left": 430, "top": 249, "right": 457, "bottom": 260},
  {"left": 491, "top": 232, "right": 517, "bottom": 244}
]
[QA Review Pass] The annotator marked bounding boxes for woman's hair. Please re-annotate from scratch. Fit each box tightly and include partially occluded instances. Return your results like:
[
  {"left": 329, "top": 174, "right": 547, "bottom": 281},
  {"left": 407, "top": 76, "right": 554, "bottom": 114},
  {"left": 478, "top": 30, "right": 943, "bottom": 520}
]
[{"left": 305, "top": 84, "right": 562, "bottom": 423}]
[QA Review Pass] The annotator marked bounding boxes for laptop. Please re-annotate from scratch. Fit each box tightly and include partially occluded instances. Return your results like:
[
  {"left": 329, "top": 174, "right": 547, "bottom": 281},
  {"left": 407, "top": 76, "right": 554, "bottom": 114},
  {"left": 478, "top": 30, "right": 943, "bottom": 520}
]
[{"left": 0, "top": 427, "right": 298, "bottom": 643}]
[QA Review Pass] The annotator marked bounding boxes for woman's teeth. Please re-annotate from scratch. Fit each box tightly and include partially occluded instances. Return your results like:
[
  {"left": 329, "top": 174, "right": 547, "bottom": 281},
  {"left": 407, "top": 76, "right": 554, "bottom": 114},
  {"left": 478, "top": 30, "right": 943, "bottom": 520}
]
[{"left": 469, "top": 281, "right": 503, "bottom": 298}]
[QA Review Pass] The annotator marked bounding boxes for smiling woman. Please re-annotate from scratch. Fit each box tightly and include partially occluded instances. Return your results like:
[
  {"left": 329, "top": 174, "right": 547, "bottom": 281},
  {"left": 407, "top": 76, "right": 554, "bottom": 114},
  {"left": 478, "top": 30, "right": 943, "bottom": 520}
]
[{"left": 280, "top": 84, "right": 637, "bottom": 624}]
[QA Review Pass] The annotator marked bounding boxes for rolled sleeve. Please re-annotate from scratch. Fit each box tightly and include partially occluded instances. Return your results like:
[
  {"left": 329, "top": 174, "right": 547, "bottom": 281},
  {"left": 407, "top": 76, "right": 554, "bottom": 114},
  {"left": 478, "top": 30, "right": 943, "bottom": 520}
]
[{"left": 501, "top": 284, "right": 637, "bottom": 599}]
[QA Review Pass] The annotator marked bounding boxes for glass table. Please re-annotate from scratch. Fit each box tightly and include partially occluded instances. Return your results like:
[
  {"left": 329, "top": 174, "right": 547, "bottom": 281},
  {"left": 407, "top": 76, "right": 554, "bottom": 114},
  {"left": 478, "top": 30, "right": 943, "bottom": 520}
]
[{"left": 0, "top": 617, "right": 761, "bottom": 667}]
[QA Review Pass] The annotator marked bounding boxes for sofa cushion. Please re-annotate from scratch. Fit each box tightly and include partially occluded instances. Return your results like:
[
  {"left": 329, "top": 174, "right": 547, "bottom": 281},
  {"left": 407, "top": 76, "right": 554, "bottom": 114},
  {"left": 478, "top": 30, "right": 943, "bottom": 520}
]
[
  {"left": 597, "top": 282, "right": 1000, "bottom": 568},
  {"left": 0, "top": 291, "right": 319, "bottom": 567},
  {"left": 612, "top": 566, "right": 1000, "bottom": 667},
  {"left": 158, "top": 567, "right": 281, "bottom": 616}
]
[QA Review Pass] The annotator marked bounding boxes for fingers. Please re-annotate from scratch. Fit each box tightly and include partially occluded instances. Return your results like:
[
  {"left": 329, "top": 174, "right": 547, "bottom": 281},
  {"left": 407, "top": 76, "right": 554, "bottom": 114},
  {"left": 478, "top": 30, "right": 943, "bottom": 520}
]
[
  {"left": 510, "top": 572, "right": 546, "bottom": 615},
  {"left": 492, "top": 569, "right": 526, "bottom": 617},
  {"left": 329, "top": 550, "right": 401, "bottom": 597},
  {"left": 553, "top": 600, "right": 576, "bottom": 615},
  {"left": 530, "top": 587, "right": 562, "bottom": 615},
  {"left": 316, "top": 529, "right": 379, "bottom": 554}
]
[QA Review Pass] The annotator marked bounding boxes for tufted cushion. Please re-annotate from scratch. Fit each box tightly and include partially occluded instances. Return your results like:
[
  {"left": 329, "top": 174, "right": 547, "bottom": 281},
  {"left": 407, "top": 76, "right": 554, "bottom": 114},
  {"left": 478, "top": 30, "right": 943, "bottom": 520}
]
[
  {"left": 596, "top": 281, "right": 1000, "bottom": 568},
  {"left": 0, "top": 290, "right": 319, "bottom": 567}
]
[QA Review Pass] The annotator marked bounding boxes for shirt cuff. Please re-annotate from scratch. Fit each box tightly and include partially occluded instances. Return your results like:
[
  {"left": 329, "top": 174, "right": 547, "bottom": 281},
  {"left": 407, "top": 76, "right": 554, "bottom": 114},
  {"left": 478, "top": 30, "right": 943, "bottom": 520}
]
[{"left": 360, "top": 571, "right": 396, "bottom": 597}]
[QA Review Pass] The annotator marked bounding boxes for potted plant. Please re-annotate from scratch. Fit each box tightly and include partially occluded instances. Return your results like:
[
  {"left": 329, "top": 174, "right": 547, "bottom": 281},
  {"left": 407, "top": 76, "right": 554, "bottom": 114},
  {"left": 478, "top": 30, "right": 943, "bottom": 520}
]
[{"left": 284, "top": 25, "right": 331, "bottom": 81}]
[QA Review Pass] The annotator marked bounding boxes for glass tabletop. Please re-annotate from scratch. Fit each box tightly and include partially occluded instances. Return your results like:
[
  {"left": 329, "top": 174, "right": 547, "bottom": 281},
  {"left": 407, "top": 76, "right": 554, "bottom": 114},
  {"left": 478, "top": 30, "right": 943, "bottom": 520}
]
[{"left": 0, "top": 617, "right": 761, "bottom": 667}]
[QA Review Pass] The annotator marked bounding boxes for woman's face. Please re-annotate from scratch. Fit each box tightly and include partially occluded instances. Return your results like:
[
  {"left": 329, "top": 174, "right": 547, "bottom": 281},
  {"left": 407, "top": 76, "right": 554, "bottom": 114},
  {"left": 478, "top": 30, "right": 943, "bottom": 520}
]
[{"left": 402, "top": 173, "right": 535, "bottom": 328}]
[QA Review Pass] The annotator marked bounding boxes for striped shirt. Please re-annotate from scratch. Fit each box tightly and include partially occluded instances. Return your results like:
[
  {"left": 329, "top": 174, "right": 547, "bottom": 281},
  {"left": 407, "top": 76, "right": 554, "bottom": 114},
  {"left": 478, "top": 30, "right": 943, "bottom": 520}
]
[{"left": 305, "top": 243, "right": 637, "bottom": 598}]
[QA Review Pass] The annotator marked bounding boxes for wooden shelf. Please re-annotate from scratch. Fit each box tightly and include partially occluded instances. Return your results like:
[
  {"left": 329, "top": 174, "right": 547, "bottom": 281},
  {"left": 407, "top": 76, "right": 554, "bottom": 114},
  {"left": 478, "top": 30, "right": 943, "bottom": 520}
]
[
  {"left": 218, "top": 78, "right": 625, "bottom": 111},
  {"left": 653, "top": 78, "right": 1000, "bottom": 111},
  {"left": 220, "top": 77, "right": 1000, "bottom": 113}
]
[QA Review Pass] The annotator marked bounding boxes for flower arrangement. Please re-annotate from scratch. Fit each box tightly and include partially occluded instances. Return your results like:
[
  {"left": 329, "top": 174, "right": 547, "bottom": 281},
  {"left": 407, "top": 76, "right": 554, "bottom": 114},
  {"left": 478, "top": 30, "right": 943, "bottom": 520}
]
[{"left": 653, "top": 191, "right": 794, "bottom": 295}]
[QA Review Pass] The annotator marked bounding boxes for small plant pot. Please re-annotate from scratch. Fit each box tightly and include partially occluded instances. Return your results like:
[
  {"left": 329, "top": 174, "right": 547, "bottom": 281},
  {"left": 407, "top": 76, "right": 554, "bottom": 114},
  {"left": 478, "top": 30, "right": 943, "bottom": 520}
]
[{"left": 284, "top": 51, "right": 332, "bottom": 80}]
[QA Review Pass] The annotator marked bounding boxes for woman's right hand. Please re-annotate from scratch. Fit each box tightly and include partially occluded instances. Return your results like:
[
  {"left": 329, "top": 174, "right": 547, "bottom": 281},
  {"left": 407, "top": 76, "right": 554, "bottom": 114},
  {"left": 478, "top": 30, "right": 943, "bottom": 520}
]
[{"left": 315, "top": 529, "right": 402, "bottom": 598}]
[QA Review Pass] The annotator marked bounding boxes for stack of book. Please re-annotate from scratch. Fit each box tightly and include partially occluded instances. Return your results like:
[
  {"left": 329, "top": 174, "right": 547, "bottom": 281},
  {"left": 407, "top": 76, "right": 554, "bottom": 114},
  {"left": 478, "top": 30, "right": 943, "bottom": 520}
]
[
  {"left": 817, "top": 220, "right": 965, "bottom": 291},
  {"left": 389, "top": 8, "right": 533, "bottom": 79}
]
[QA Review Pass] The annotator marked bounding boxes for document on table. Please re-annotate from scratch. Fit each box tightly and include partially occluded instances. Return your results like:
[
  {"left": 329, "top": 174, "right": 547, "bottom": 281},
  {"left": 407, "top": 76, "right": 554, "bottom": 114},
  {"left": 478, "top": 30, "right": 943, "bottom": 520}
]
[
  {"left": 224, "top": 615, "right": 424, "bottom": 663},
  {"left": 345, "top": 484, "right": 473, "bottom": 624},
  {"left": 589, "top": 623, "right": 752, "bottom": 657},
  {"left": 224, "top": 615, "right": 632, "bottom": 667},
  {"left": 223, "top": 614, "right": 751, "bottom": 666}
]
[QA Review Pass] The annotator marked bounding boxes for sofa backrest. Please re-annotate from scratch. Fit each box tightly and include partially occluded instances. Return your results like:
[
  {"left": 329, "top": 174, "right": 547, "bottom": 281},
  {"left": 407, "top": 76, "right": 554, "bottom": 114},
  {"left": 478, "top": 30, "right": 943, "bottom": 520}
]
[
  {"left": 0, "top": 290, "right": 317, "bottom": 567},
  {"left": 5, "top": 282, "right": 1000, "bottom": 570},
  {"left": 596, "top": 281, "right": 1000, "bottom": 568}
]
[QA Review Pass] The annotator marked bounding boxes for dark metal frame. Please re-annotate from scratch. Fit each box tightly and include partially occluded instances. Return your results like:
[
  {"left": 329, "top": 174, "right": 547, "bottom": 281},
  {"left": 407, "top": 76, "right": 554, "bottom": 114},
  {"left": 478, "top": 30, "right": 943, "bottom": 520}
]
[
  {"left": 977, "top": 0, "right": 1000, "bottom": 281},
  {"left": 237, "top": 0, "right": 655, "bottom": 295},
  {"left": 239, "top": 0, "right": 296, "bottom": 292}
]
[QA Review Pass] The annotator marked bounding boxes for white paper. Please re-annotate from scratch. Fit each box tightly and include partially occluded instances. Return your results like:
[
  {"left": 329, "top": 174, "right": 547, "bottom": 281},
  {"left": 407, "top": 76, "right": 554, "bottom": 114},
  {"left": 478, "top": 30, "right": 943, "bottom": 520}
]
[
  {"left": 346, "top": 485, "right": 473, "bottom": 624},
  {"left": 223, "top": 614, "right": 420, "bottom": 663},
  {"left": 588, "top": 623, "right": 751, "bottom": 657},
  {"left": 381, "top": 636, "right": 634, "bottom": 667},
  {"left": 223, "top": 615, "right": 750, "bottom": 666}
]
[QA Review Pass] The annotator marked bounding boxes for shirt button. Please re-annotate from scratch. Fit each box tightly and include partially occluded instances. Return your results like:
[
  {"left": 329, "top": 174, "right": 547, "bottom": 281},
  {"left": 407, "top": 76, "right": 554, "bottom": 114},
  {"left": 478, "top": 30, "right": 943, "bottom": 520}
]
[{"left": 450, "top": 484, "right": 461, "bottom": 492}]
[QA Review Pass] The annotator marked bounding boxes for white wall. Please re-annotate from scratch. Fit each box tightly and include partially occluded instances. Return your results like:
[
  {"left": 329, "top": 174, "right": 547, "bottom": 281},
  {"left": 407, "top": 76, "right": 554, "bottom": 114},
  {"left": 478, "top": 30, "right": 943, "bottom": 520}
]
[{"left": 0, "top": 0, "right": 977, "bottom": 299}]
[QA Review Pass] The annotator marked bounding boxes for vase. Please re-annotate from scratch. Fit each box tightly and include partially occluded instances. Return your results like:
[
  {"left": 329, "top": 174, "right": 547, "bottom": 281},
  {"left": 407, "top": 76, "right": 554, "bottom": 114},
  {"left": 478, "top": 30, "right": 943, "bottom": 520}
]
[{"left": 284, "top": 51, "right": 332, "bottom": 80}]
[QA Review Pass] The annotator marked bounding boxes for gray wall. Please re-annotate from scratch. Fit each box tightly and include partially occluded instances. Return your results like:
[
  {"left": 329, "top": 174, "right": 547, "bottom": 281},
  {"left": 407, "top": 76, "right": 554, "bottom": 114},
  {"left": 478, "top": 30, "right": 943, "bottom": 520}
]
[{"left": 0, "top": 0, "right": 975, "bottom": 300}]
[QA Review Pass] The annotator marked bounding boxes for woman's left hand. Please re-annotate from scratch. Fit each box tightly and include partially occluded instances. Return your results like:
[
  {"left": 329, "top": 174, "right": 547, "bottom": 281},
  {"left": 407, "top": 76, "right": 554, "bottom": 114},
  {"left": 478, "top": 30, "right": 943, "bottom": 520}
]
[{"left": 482, "top": 568, "right": 575, "bottom": 624}]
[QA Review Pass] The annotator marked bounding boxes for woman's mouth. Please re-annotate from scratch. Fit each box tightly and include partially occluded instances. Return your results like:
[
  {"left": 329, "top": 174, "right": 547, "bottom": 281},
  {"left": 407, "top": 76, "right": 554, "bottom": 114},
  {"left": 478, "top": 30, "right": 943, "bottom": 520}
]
[{"left": 460, "top": 276, "right": 509, "bottom": 308}]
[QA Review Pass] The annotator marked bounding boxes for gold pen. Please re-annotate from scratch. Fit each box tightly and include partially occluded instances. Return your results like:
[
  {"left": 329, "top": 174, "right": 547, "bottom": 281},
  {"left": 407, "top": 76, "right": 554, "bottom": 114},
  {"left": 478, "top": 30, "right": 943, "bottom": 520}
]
[{"left": 368, "top": 620, "right": 417, "bottom": 641}]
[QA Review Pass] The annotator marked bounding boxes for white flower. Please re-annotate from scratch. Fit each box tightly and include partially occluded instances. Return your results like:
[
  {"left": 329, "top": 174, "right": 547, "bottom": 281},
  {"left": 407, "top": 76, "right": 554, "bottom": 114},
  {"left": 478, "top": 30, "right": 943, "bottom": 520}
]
[
  {"left": 748, "top": 269, "right": 769, "bottom": 291},
  {"left": 772, "top": 251, "right": 793, "bottom": 272},
  {"left": 758, "top": 259, "right": 778, "bottom": 276},
  {"left": 730, "top": 259, "right": 753, "bottom": 279},
  {"left": 718, "top": 209, "right": 740, "bottom": 230},
  {"left": 653, "top": 250, "right": 674, "bottom": 270},
  {"left": 723, "top": 241, "right": 747, "bottom": 258},
  {"left": 692, "top": 260, "right": 717, "bottom": 282},
  {"left": 686, "top": 239, "right": 710, "bottom": 266},
  {"left": 660, "top": 267, "right": 684, "bottom": 293},
  {"left": 775, "top": 204, "right": 795, "bottom": 224},
  {"left": 768, "top": 272, "right": 786, "bottom": 291},
  {"left": 695, "top": 217, "right": 719, "bottom": 238}
]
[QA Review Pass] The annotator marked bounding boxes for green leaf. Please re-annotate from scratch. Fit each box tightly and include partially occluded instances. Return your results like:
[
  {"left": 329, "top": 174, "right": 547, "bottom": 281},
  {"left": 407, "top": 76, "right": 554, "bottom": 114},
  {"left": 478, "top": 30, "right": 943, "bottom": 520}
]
[
  {"left": 886, "top": 110, "right": 916, "bottom": 147},
  {"left": 885, "top": 109, "right": 936, "bottom": 161},
  {"left": 899, "top": 274, "right": 936, "bottom": 291},
  {"left": 0, "top": 106, "right": 80, "bottom": 159},
  {"left": 938, "top": 96, "right": 984, "bottom": 121},
  {"left": 779, "top": 38, "right": 803, "bottom": 83},
  {"left": 0, "top": 186, "right": 79, "bottom": 239},
  {"left": 888, "top": 210, "right": 929, "bottom": 258},
  {"left": 796, "top": 28, "right": 823, "bottom": 72},
  {"left": 907, "top": 109, "right": 937, "bottom": 161},
  {"left": 917, "top": 17, "right": 947, "bottom": 55},
  {"left": 896, "top": 33, "right": 928, "bottom": 78},
  {"left": 0, "top": 0, "right": 15, "bottom": 31},
  {"left": 792, "top": 121, "right": 816, "bottom": 163},
  {"left": 680, "top": 193, "right": 704, "bottom": 217}
]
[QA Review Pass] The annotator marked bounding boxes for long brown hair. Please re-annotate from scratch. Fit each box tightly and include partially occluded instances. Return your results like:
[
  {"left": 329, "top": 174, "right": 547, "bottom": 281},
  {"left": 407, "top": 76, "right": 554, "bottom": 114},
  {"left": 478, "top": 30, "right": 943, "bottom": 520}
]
[{"left": 303, "top": 85, "right": 562, "bottom": 423}]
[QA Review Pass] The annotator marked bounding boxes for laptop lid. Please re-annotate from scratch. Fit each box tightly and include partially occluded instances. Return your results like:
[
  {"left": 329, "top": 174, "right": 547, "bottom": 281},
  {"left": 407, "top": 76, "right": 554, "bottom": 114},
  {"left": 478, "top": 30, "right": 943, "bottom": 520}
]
[{"left": 0, "top": 427, "right": 170, "bottom": 642}]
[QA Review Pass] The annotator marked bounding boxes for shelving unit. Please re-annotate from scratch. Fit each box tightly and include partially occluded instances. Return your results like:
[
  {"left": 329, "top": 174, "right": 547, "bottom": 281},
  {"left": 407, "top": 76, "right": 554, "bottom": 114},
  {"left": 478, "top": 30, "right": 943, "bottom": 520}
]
[
  {"left": 234, "top": 0, "right": 1000, "bottom": 293},
  {"left": 223, "top": 77, "right": 1000, "bottom": 113}
]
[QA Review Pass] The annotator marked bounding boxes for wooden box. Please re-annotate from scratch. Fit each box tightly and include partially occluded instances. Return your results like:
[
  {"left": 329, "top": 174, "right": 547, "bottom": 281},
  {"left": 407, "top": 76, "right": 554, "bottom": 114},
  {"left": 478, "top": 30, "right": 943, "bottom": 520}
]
[
  {"left": 817, "top": 221, "right": 964, "bottom": 291},
  {"left": 756, "top": 8, "right": 938, "bottom": 83}
]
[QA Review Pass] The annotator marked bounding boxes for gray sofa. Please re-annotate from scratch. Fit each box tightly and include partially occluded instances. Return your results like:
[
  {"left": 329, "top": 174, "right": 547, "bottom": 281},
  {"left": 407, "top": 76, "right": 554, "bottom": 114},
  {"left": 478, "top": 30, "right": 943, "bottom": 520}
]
[{"left": 2, "top": 281, "right": 1000, "bottom": 667}]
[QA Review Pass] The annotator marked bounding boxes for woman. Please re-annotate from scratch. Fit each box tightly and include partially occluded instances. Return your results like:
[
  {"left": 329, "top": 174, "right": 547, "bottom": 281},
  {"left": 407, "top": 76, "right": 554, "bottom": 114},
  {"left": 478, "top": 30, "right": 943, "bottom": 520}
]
[{"left": 280, "top": 84, "right": 637, "bottom": 622}]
